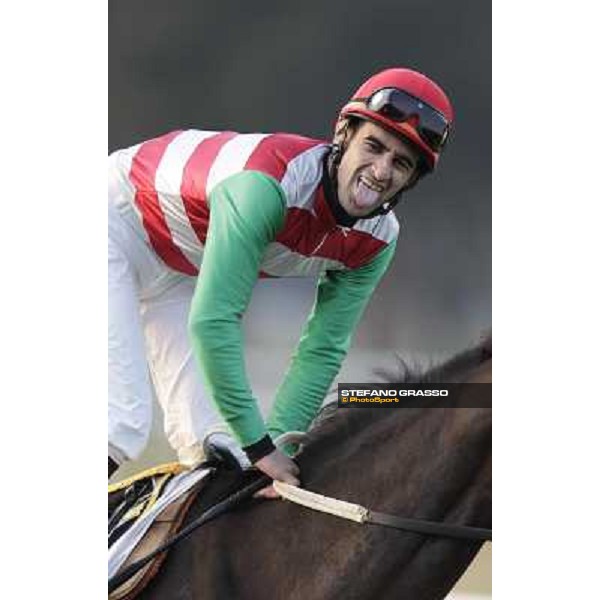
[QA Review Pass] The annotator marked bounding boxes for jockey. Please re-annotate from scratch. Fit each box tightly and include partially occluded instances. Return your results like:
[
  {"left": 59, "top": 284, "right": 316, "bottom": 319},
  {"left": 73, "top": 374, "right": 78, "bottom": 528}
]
[{"left": 108, "top": 68, "right": 454, "bottom": 492}]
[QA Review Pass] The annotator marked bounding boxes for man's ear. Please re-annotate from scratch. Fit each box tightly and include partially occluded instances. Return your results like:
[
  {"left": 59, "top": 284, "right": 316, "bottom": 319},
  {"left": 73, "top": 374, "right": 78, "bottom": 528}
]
[
  {"left": 333, "top": 118, "right": 350, "bottom": 147},
  {"left": 333, "top": 117, "right": 361, "bottom": 150}
]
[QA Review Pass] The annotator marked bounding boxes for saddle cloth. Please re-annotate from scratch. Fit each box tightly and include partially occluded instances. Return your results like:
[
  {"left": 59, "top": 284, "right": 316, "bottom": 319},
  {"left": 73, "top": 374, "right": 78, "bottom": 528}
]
[{"left": 108, "top": 463, "right": 211, "bottom": 599}]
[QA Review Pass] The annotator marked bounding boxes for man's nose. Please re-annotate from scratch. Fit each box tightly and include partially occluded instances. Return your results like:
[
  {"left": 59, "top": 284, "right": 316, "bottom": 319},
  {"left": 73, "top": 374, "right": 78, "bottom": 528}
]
[{"left": 372, "top": 155, "right": 392, "bottom": 181}]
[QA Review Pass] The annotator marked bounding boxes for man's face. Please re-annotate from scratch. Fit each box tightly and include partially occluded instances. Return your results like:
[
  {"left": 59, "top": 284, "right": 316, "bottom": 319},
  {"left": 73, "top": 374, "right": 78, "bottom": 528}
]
[{"left": 336, "top": 121, "right": 421, "bottom": 218}]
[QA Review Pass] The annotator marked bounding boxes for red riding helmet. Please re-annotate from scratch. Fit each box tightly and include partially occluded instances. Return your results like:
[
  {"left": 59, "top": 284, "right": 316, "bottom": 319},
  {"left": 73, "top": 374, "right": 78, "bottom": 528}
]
[{"left": 339, "top": 68, "right": 454, "bottom": 171}]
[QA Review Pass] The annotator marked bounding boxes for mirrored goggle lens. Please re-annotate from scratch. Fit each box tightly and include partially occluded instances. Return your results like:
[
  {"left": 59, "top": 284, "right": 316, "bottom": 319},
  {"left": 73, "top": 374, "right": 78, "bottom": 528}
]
[
  {"left": 418, "top": 109, "right": 449, "bottom": 150},
  {"left": 366, "top": 88, "right": 449, "bottom": 152}
]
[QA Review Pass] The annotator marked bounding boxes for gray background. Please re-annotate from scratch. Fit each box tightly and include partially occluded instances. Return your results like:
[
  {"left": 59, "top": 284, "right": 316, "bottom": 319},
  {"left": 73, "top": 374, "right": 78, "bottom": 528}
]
[
  {"left": 109, "top": 2, "right": 491, "bottom": 593},
  {"left": 108, "top": 0, "right": 492, "bottom": 476},
  {"left": 109, "top": 0, "right": 490, "bottom": 458},
  {"left": 109, "top": 0, "right": 490, "bottom": 362},
  {"left": 109, "top": 0, "right": 490, "bottom": 475}
]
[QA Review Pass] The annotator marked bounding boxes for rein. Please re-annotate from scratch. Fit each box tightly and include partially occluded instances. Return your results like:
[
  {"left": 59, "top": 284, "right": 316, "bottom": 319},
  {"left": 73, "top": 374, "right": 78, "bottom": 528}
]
[
  {"left": 274, "top": 481, "right": 492, "bottom": 541},
  {"left": 108, "top": 473, "right": 271, "bottom": 594},
  {"left": 110, "top": 473, "right": 492, "bottom": 593},
  {"left": 109, "top": 425, "right": 491, "bottom": 593}
]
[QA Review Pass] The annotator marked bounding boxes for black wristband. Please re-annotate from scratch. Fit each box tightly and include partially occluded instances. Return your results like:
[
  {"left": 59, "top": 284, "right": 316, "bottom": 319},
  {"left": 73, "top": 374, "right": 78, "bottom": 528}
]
[{"left": 243, "top": 434, "right": 276, "bottom": 464}]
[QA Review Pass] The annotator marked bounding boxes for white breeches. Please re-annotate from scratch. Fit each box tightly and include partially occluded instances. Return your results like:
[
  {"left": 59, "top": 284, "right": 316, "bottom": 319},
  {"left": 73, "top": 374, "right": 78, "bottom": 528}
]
[{"left": 108, "top": 158, "right": 223, "bottom": 466}]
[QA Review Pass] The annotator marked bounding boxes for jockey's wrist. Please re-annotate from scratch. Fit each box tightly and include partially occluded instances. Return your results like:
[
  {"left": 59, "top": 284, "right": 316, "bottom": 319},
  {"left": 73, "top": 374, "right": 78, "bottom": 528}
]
[{"left": 243, "top": 434, "right": 276, "bottom": 464}]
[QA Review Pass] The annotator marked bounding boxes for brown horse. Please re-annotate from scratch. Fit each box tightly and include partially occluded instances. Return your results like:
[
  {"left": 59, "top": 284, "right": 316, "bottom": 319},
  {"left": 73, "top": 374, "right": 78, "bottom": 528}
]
[{"left": 140, "top": 339, "right": 491, "bottom": 599}]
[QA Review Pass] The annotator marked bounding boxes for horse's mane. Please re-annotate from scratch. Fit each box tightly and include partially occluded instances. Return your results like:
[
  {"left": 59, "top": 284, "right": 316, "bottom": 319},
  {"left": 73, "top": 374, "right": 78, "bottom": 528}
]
[
  {"left": 376, "top": 333, "right": 492, "bottom": 385},
  {"left": 305, "top": 335, "right": 491, "bottom": 447}
]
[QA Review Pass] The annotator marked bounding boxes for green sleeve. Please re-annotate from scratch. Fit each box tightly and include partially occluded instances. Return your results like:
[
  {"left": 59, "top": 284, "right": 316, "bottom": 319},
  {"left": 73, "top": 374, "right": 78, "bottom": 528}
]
[
  {"left": 188, "top": 170, "right": 285, "bottom": 447},
  {"left": 267, "top": 240, "right": 397, "bottom": 441}
]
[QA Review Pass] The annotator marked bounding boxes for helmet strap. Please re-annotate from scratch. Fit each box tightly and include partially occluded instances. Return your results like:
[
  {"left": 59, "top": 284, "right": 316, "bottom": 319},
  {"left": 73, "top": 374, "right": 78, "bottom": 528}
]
[
  {"left": 370, "top": 193, "right": 402, "bottom": 216},
  {"left": 327, "top": 117, "right": 354, "bottom": 195}
]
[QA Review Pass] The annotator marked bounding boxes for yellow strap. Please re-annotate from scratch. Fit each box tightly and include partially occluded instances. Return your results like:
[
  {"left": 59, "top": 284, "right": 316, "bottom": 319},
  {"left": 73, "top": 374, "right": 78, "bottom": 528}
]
[
  {"left": 108, "top": 462, "right": 186, "bottom": 494},
  {"left": 120, "top": 472, "right": 172, "bottom": 521}
]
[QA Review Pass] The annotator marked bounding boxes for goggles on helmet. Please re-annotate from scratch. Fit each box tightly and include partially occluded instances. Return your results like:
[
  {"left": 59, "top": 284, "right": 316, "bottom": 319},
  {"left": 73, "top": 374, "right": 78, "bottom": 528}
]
[{"left": 362, "top": 87, "right": 450, "bottom": 153}]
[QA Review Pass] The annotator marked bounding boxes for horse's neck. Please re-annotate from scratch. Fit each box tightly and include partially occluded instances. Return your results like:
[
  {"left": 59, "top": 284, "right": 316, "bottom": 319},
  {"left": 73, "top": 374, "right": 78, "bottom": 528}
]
[
  {"left": 144, "top": 356, "right": 492, "bottom": 599},
  {"left": 469, "top": 359, "right": 492, "bottom": 382},
  {"left": 288, "top": 405, "right": 491, "bottom": 598},
  {"left": 305, "top": 405, "right": 490, "bottom": 517}
]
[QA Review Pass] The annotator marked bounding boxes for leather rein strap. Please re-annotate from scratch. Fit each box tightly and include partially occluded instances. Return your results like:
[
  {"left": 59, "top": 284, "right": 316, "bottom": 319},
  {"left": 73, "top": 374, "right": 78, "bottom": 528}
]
[
  {"left": 108, "top": 474, "right": 271, "bottom": 594},
  {"left": 110, "top": 474, "right": 490, "bottom": 593},
  {"left": 273, "top": 481, "right": 492, "bottom": 541},
  {"left": 367, "top": 510, "right": 492, "bottom": 541}
]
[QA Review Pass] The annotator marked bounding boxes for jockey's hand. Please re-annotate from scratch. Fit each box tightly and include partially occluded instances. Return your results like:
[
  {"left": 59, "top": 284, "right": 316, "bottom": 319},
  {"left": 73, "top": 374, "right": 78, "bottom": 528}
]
[{"left": 254, "top": 448, "right": 300, "bottom": 500}]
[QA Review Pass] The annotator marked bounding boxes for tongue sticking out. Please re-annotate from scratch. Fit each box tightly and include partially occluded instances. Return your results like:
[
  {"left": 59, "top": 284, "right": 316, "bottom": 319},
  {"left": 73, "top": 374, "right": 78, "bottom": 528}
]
[{"left": 355, "top": 179, "right": 381, "bottom": 209}]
